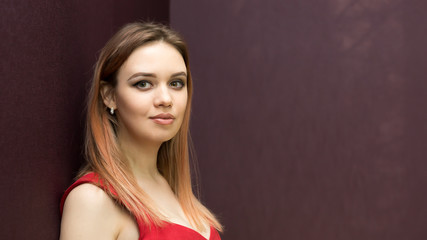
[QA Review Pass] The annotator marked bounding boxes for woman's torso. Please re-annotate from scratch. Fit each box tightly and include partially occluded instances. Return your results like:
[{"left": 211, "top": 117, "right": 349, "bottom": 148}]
[{"left": 60, "top": 172, "right": 220, "bottom": 240}]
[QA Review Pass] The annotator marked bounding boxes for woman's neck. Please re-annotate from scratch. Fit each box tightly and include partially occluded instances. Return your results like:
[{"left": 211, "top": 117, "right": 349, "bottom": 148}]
[{"left": 117, "top": 131, "right": 162, "bottom": 181}]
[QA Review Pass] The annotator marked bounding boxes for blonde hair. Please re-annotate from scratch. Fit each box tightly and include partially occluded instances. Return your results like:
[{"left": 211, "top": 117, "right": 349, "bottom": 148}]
[{"left": 81, "top": 22, "right": 222, "bottom": 232}]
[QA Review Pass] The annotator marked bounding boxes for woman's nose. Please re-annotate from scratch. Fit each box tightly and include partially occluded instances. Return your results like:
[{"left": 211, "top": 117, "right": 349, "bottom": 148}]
[{"left": 154, "top": 85, "right": 172, "bottom": 108}]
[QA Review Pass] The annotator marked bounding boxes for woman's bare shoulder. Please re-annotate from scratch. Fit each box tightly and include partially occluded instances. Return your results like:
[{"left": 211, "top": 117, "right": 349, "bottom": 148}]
[
  {"left": 64, "top": 183, "right": 115, "bottom": 209},
  {"left": 60, "top": 183, "right": 122, "bottom": 239}
]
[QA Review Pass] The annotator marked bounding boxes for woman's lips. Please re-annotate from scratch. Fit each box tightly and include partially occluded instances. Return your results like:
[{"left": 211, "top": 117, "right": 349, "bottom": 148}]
[{"left": 149, "top": 113, "right": 175, "bottom": 125}]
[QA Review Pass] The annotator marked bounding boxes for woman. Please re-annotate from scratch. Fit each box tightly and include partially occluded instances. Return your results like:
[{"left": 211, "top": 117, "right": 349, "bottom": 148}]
[{"left": 60, "top": 22, "right": 222, "bottom": 240}]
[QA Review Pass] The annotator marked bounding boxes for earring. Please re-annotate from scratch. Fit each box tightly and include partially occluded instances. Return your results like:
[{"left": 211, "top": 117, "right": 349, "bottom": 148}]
[{"left": 110, "top": 107, "right": 115, "bottom": 115}]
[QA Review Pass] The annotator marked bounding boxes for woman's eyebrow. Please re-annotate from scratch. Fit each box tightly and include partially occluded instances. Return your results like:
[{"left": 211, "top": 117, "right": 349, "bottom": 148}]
[
  {"left": 127, "top": 72, "right": 156, "bottom": 81},
  {"left": 127, "top": 71, "right": 187, "bottom": 81},
  {"left": 171, "top": 71, "right": 187, "bottom": 78}
]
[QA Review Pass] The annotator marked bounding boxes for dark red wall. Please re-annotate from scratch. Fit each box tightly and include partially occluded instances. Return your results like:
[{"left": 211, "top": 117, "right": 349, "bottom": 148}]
[
  {"left": 0, "top": 1, "right": 168, "bottom": 239},
  {"left": 171, "top": 0, "right": 427, "bottom": 239},
  {"left": 2, "top": 1, "right": 427, "bottom": 239}
]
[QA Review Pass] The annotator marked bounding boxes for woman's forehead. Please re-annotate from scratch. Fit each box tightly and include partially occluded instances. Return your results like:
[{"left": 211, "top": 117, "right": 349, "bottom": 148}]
[{"left": 118, "top": 42, "right": 187, "bottom": 79}]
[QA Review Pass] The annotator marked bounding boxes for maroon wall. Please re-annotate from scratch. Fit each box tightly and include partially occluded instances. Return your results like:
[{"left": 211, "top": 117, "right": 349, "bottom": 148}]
[
  {"left": 2, "top": 1, "right": 427, "bottom": 239},
  {"left": 171, "top": 0, "right": 427, "bottom": 239},
  {"left": 0, "top": 1, "right": 168, "bottom": 239}
]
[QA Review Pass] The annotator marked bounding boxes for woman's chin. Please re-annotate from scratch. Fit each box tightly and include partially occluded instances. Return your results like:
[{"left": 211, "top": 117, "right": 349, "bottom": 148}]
[{"left": 147, "top": 132, "right": 178, "bottom": 144}]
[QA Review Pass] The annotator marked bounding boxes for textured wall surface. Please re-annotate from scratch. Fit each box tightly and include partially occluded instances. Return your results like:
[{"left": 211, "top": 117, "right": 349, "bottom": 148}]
[
  {"left": 0, "top": 1, "right": 168, "bottom": 239},
  {"left": 2, "top": 0, "right": 427, "bottom": 239},
  {"left": 171, "top": 0, "right": 427, "bottom": 239}
]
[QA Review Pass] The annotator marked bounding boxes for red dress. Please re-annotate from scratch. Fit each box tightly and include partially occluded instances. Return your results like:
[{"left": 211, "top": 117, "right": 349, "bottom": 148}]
[{"left": 60, "top": 172, "right": 221, "bottom": 240}]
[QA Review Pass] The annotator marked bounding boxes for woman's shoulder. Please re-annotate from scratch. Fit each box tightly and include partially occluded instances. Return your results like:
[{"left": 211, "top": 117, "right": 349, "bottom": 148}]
[
  {"left": 61, "top": 183, "right": 139, "bottom": 239},
  {"left": 60, "top": 172, "right": 117, "bottom": 222},
  {"left": 60, "top": 183, "right": 121, "bottom": 238},
  {"left": 62, "top": 182, "right": 124, "bottom": 225},
  {"left": 65, "top": 183, "right": 114, "bottom": 212}
]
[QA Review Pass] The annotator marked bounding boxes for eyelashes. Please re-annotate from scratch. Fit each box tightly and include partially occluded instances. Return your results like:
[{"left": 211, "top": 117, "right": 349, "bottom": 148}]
[
  {"left": 132, "top": 79, "right": 186, "bottom": 90},
  {"left": 133, "top": 80, "right": 152, "bottom": 89},
  {"left": 169, "top": 80, "right": 185, "bottom": 89}
]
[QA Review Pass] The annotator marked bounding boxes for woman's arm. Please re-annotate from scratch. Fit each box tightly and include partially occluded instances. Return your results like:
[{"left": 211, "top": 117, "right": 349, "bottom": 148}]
[{"left": 60, "top": 183, "right": 122, "bottom": 240}]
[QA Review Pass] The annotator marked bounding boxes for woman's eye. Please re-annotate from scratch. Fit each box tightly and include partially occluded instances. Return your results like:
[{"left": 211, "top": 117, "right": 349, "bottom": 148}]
[
  {"left": 170, "top": 80, "right": 185, "bottom": 89},
  {"left": 133, "top": 80, "right": 152, "bottom": 89}
]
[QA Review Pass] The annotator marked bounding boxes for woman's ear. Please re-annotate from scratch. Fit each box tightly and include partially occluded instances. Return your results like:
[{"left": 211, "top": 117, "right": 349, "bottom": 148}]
[{"left": 100, "top": 82, "right": 116, "bottom": 110}]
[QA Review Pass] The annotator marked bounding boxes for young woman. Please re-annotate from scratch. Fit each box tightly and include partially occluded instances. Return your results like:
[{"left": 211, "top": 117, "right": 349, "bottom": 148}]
[{"left": 60, "top": 22, "right": 222, "bottom": 240}]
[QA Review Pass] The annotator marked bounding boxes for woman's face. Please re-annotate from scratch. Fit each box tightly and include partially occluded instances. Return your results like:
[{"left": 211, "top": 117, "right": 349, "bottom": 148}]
[{"left": 106, "top": 41, "right": 188, "bottom": 145}]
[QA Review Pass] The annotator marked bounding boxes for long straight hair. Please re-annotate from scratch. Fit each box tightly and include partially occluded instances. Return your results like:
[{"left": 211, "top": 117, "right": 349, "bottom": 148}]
[{"left": 82, "top": 22, "right": 222, "bottom": 232}]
